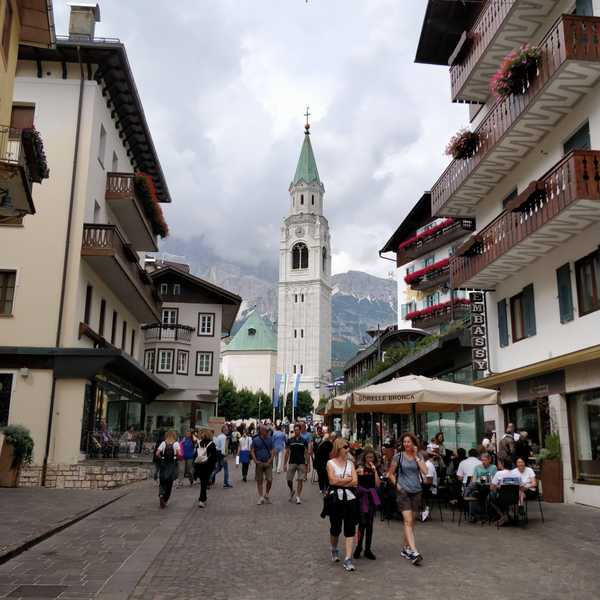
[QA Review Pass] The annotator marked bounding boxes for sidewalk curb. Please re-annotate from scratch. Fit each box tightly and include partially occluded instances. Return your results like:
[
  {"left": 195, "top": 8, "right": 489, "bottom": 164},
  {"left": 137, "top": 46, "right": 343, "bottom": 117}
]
[{"left": 0, "top": 491, "right": 129, "bottom": 565}]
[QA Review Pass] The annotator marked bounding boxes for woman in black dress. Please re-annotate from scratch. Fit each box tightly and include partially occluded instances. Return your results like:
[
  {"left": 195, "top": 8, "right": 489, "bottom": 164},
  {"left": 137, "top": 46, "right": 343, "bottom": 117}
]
[
  {"left": 354, "top": 447, "right": 381, "bottom": 560},
  {"left": 194, "top": 429, "right": 218, "bottom": 508}
]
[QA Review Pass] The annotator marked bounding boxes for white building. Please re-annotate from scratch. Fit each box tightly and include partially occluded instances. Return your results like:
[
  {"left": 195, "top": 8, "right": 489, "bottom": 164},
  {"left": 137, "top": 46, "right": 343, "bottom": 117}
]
[
  {"left": 142, "top": 264, "right": 241, "bottom": 433},
  {"left": 221, "top": 310, "right": 277, "bottom": 395},
  {"left": 277, "top": 121, "right": 332, "bottom": 406},
  {"left": 417, "top": 0, "right": 600, "bottom": 506}
]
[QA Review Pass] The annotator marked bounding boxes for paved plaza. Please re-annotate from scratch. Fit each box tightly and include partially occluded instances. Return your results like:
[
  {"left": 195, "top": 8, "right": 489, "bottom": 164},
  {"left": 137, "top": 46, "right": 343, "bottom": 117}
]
[{"left": 0, "top": 463, "right": 599, "bottom": 600}]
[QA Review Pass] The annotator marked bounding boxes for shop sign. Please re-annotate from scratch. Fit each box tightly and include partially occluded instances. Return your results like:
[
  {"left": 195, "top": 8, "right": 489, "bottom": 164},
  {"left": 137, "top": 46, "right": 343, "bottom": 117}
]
[
  {"left": 469, "top": 291, "right": 488, "bottom": 371},
  {"left": 517, "top": 371, "right": 565, "bottom": 401}
]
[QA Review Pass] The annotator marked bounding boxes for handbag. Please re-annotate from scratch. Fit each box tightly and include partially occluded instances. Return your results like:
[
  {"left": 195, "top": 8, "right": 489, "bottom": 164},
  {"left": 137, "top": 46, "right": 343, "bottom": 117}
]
[{"left": 195, "top": 441, "right": 213, "bottom": 464}]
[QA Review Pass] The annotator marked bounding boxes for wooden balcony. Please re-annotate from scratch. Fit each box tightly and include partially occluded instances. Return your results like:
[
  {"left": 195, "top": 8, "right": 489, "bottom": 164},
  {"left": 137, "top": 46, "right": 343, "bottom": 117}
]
[
  {"left": 105, "top": 172, "right": 157, "bottom": 251},
  {"left": 81, "top": 224, "right": 160, "bottom": 322},
  {"left": 449, "top": 0, "right": 559, "bottom": 103},
  {"left": 451, "top": 150, "right": 600, "bottom": 289},
  {"left": 408, "top": 301, "right": 470, "bottom": 329},
  {"left": 142, "top": 323, "right": 195, "bottom": 344},
  {"left": 406, "top": 260, "right": 451, "bottom": 292},
  {"left": 396, "top": 218, "right": 475, "bottom": 266},
  {"left": 433, "top": 15, "right": 600, "bottom": 218}
]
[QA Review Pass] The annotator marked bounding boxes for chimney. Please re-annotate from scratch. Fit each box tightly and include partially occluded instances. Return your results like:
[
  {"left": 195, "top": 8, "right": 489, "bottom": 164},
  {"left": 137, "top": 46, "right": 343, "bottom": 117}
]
[{"left": 68, "top": 2, "right": 101, "bottom": 40}]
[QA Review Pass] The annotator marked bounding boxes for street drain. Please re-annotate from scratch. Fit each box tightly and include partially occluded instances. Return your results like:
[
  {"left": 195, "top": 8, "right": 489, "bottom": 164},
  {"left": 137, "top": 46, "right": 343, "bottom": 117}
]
[{"left": 8, "top": 585, "right": 68, "bottom": 597}]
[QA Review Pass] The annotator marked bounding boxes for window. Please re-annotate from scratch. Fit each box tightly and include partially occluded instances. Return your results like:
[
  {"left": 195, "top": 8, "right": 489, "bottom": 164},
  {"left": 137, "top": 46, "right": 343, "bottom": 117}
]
[
  {"left": 301, "top": 329, "right": 304, "bottom": 338},
  {"left": 294, "top": 329, "right": 297, "bottom": 338},
  {"left": 293, "top": 364, "right": 297, "bottom": 374},
  {"left": 502, "top": 188, "right": 518, "bottom": 210},
  {"left": 556, "top": 263, "right": 574, "bottom": 323},
  {"left": 111, "top": 151, "right": 118, "bottom": 172},
  {"left": 144, "top": 350, "right": 155, "bottom": 372},
  {"left": 424, "top": 256, "right": 435, "bottom": 267},
  {"left": 510, "top": 284, "right": 536, "bottom": 342},
  {"left": 173, "top": 283, "right": 181, "bottom": 296},
  {"left": 160, "top": 283, "right": 168, "bottom": 296},
  {"left": 130, "top": 329, "right": 136, "bottom": 356},
  {"left": 300, "top": 194, "right": 304, "bottom": 205},
  {"left": 311, "top": 195, "right": 315, "bottom": 205},
  {"left": 294, "top": 294, "right": 298, "bottom": 303},
  {"left": 98, "top": 299, "right": 106, "bottom": 336},
  {"left": 406, "top": 265, "right": 415, "bottom": 276},
  {"left": 93, "top": 200, "right": 101, "bottom": 223},
  {"left": 10, "top": 105, "right": 35, "bottom": 130},
  {"left": 575, "top": 0, "right": 594, "bottom": 15},
  {"left": 497, "top": 299, "right": 509, "bottom": 347},
  {"left": 110, "top": 310, "right": 117, "bottom": 344},
  {"left": 301, "top": 293, "right": 305, "bottom": 302},
  {"left": 177, "top": 350, "right": 189, "bottom": 375},
  {"left": 568, "top": 387, "right": 600, "bottom": 484},
  {"left": 121, "top": 321, "right": 127, "bottom": 350},
  {"left": 0, "top": 270, "right": 16, "bottom": 316},
  {"left": 575, "top": 249, "right": 600, "bottom": 316},
  {"left": 564, "top": 121, "right": 591, "bottom": 154},
  {"left": 83, "top": 284, "right": 93, "bottom": 325},
  {"left": 98, "top": 124, "right": 106, "bottom": 168},
  {"left": 162, "top": 308, "right": 178, "bottom": 325},
  {"left": 292, "top": 243, "right": 309, "bottom": 269},
  {"left": 401, "top": 301, "right": 416, "bottom": 319},
  {"left": 300, "top": 364, "right": 304, "bottom": 374},
  {"left": 196, "top": 351, "right": 213, "bottom": 376},
  {"left": 322, "top": 247, "right": 327, "bottom": 271},
  {"left": 157, "top": 349, "right": 174, "bottom": 373},
  {"left": 0, "top": 373, "right": 13, "bottom": 427},
  {"left": 198, "top": 313, "right": 215, "bottom": 336},
  {"left": 425, "top": 293, "right": 439, "bottom": 308},
  {"left": 2, "top": 0, "right": 13, "bottom": 65}
]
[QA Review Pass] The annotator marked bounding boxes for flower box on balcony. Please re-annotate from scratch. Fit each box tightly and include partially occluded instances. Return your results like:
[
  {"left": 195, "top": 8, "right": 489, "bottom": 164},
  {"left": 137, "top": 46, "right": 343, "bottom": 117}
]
[
  {"left": 398, "top": 219, "right": 456, "bottom": 251},
  {"left": 405, "top": 298, "right": 471, "bottom": 323},
  {"left": 133, "top": 173, "right": 169, "bottom": 238},
  {"left": 446, "top": 129, "right": 480, "bottom": 160},
  {"left": 404, "top": 258, "right": 450, "bottom": 285},
  {"left": 21, "top": 127, "right": 49, "bottom": 183},
  {"left": 490, "top": 45, "right": 541, "bottom": 99}
]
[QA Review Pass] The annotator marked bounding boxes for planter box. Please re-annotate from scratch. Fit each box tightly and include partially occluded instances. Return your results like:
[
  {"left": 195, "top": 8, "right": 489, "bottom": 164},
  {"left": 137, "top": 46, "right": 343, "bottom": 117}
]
[
  {"left": 0, "top": 442, "right": 21, "bottom": 487},
  {"left": 540, "top": 459, "right": 563, "bottom": 503}
]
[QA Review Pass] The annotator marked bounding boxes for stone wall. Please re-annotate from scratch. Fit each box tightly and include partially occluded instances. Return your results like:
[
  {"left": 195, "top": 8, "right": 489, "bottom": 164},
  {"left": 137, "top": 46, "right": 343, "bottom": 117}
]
[{"left": 18, "top": 464, "right": 150, "bottom": 489}]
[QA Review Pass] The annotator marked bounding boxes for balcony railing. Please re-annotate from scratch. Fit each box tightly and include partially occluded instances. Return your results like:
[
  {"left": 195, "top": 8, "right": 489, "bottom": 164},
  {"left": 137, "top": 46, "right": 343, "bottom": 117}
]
[
  {"left": 142, "top": 323, "right": 195, "bottom": 343},
  {"left": 451, "top": 150, "right": 600, "bottom": 288},
  {"left": 396, "top": 218, "right": 475, "bottom": 266},
  {"left": 405, "top": 258, "right": 450, "bottom": 291},
  {"left": 407, "top": 300, "right": 471, "bottom": 329},
  {"left": 81, "top": 223, "right": 160, "bottom": 322},
  {"left": 433, "top": 14, "right": 600, "bottom": 217}
]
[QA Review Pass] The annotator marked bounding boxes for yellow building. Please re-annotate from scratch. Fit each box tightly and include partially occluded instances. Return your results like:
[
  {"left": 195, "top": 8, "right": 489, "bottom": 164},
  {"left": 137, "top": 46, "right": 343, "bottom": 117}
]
[{"left": 0, "top": 0, "right": 53, "bottom": 221}]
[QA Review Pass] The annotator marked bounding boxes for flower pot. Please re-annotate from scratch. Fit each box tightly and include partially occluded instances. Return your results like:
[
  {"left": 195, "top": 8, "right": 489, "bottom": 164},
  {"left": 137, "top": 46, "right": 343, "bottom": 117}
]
[
  {"left": 0, "top": 442, "right": 21, "bottom": 487},
  {"left": 540, "top": 458, "right": 563, "bottom": 503}
]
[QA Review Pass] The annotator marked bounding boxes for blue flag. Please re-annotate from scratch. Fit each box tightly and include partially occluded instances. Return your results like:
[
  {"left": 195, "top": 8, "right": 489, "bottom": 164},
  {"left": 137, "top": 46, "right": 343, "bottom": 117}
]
[
  {"left": 273, "top": 373, "right": 282, "bottom": 408},
  {"left": 292, "top": 373, "right": 301, "bottom": 408}
]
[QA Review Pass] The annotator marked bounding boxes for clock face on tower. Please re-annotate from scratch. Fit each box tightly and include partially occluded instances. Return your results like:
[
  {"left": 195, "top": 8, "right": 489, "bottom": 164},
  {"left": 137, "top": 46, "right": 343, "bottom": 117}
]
[{"left": 295, "top": 226, "right": 304, "bottom": 237}]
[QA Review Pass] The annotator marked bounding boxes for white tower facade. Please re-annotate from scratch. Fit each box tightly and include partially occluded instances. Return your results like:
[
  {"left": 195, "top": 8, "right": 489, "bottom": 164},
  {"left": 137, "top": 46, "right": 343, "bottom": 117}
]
[{"left": 277, "top": 122, "right": 332, "bottom": 407}]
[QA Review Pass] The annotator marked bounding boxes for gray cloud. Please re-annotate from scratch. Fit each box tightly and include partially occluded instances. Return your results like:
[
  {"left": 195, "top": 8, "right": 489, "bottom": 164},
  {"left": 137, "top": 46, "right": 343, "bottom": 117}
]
[{"left": 54, "top": 0, "right": 470, "bottom": 276}]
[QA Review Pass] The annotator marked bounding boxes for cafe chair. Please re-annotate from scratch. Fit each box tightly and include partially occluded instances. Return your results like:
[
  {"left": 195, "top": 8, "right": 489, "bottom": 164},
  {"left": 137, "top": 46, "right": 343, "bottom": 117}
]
[
  {"left": 524, "top": 488, "right": 545, "bottom": 524},
  {"left": 495, "top": 484, "right": 521, "bottom": 526}
]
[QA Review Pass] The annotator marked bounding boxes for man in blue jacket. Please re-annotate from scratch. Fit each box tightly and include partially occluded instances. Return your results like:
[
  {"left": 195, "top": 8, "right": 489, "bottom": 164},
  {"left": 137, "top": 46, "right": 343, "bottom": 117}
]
[{"left": 180, "top": 430, "right": 197, "bottom": 486}]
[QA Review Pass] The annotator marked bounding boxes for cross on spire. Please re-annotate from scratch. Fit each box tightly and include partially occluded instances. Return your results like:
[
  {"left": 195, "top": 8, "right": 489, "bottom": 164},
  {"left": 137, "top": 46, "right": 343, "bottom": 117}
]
[{"left": 304, "top": 106, "right": 311, "bottom": 133}]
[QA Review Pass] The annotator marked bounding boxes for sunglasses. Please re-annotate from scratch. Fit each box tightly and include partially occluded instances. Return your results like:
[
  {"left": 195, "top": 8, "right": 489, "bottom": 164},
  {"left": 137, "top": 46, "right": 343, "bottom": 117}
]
[{"left": 343, "top": 445, "right": 349, "bottom": 450}]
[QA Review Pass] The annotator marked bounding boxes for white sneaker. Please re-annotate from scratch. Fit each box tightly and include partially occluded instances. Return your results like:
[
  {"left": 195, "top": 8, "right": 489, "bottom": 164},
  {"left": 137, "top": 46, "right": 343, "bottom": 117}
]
[
  {"left": 296, "top": 496, "right": 302, "bottom": 505},
  {"left": 257, "top": 496, "right": 265, "bottom": 505},
  {"left": 197, "top": 501, "right": 206, "bottom": 508},
  {"left": 421, "top": 508, "right": 430, "bottom": 522}
]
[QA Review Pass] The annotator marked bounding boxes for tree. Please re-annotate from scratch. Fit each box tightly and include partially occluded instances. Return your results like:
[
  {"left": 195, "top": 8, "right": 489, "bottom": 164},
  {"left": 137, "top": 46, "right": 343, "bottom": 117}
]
[
  {"left": 282, "top": 390, "right": 314, "bottom": 420},
  {"left": 218, "top": 375, "right": 240, "bottom": 421},
  {"left": 217, "top": 376, "right": 274, "bottom": 420}
]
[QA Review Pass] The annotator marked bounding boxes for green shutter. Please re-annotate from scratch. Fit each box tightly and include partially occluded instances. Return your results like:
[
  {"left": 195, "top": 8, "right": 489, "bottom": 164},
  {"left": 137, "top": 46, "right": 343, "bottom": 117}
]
[
  {"left": 556, "top": 263, "right": 574, "bottom": 323},
  {"left": 498, "top": 299, "right": 509, "bottom": 347},
  {"left": 576, "top": 0, "right": 593, "bottom": 16},
  {"left": 522, "top": 284, "right": 537, "bottom": 338}
]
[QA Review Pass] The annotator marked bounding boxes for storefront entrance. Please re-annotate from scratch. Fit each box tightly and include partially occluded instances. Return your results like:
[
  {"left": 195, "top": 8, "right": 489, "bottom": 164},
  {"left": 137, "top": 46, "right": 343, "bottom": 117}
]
[{"left": 504, "top": 398, "right": 550, "bottom": 451}]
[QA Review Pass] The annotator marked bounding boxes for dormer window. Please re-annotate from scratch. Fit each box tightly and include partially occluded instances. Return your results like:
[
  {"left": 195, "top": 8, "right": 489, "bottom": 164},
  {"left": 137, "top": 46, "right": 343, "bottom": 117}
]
[{"left": 248, "top": 328, "right": 256, "bottom": 336}]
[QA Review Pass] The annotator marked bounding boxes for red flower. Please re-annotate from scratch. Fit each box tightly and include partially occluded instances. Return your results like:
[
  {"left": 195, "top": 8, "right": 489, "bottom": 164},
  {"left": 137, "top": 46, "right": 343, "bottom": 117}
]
[
  {"left": 405, "top": 298, "right": 470, "bottom": 321},
  {"left": 404, "top": 257, "right": 450, "bottom": 284},
  {"left": 398, "top": 218, "right": 456, "bottom": 251}
]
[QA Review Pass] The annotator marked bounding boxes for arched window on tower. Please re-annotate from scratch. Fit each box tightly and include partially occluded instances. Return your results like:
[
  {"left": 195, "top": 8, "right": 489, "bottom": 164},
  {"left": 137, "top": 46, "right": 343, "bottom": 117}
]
[
  {"left": 322, "top": 246, "right": 327, "bottom": 272},
  {"left": 311, "top": 195, "right": 315, "bottom": 206},
  {"left": 300, "top": 194, "right": 304, "bottom": 205},
  {"left": 292, "top": 243, "right": 309, "bottom": 270}
]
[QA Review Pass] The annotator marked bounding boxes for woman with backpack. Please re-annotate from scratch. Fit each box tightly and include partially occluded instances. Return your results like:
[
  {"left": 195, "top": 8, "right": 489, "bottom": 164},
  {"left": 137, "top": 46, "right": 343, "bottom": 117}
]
[
  {"left": 387, "top": 432, "right": 429, "bottom": 565},
  {"left": 155, "top": 430, "right": 182, "bottom": 509},
  {"left": 194, "top": 429, "right": 217, "bottom": 508}
]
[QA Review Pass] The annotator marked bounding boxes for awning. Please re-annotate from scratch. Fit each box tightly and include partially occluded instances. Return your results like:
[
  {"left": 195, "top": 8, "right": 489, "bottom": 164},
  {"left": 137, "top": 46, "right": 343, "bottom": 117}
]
[
  {"left": 348, "top": 374, "right": 497, "bottom": 414},
  {"left": 324, "top": 393, "right": 350, "bottom": 416}
]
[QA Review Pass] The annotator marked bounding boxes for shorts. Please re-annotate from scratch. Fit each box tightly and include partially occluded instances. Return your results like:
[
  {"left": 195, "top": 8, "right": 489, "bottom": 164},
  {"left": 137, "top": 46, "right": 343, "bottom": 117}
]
[
  {"left": 396, "top": 488, "right": 422, "bottom": 514},
  {"left": 328, "top": 498, "right": 358, "bottom": 538},
  {"left": 286, "top": 463, "right": 306, "bottom": 482},
  {"left": 255, "top": 462, "right": 273, "bottom": 483}
]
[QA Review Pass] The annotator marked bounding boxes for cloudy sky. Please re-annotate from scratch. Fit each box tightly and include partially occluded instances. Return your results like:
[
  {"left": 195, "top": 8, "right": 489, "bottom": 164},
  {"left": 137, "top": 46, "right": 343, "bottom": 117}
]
[{"left": 56, "top": 0, "right": 469, "bottom": 278}]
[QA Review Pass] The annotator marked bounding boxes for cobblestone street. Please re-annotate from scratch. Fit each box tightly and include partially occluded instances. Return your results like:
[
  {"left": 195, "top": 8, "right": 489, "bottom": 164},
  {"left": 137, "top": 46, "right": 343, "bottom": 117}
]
[{"left": 1, "top": 462, "right": 599, "bottom": 600}]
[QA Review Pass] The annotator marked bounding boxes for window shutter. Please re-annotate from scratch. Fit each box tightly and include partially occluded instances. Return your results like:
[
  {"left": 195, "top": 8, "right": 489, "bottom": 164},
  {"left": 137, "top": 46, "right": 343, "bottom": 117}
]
[
  {"left": 497, "top": 299, "right": 509, "bottom": 347},
  {"left": 522, "top": 284, "right": 537, "bottom": 337},
  {"left": 576, "top": 0, "right": 593, "bottom": 16},
  {"left": 556, "top": 263, "right": 574, "bottom": 323}
]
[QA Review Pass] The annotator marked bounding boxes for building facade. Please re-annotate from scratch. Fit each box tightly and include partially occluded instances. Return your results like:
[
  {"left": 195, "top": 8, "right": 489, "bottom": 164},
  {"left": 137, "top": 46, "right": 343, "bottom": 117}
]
[
  {"left": 142, "top": 266, "right": 241, "bottom": 434},
  {"left": 221, "top": 310, "right": 277, "bottom": 395},
  {"left": 0, "top": 4, "right": 170, "bottom": 485},
  {"left": 416, "top": 0, "right": 600, "bottom": 506},
  {"left": 277, "top": 122, "right": 332, "bottom": 406}
]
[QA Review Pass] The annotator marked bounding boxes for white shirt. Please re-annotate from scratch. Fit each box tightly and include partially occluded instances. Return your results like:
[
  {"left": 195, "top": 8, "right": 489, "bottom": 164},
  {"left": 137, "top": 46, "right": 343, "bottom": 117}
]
[
  {"left": 239, "top": 435, "right": 252, "bottom": 452},
  {"left": 215, "top": 433, "right": 227, "bottom": 453},
  {"left": 491, "top": 468, "right": 513, "bottom": 487},
  {"left": 457, "top": 456, "right": 482, "bottom": 480},
  {"left": 327, "top": 459, "right": 356, "bottom": 500},
  {"left": 512, "top": 466, "right": 536, "bottom": 488},
  {"left": 425, "top": 459, "right": 438, "bottom": 495}
]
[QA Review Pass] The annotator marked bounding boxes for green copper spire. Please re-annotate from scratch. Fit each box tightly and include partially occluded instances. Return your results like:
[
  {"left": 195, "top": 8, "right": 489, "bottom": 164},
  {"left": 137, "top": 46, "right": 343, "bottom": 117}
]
[
  {"left": 224, "top": 310, "right": 277, "bottom": 353},
  {"left": 291, "top": 111, "right": 321, "bottom": 187}
]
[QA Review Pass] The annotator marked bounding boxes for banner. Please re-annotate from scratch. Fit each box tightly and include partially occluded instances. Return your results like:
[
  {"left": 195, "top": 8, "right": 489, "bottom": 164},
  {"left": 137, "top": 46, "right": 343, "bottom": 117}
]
[
  {"left": 272, "top": 373, "right": 282, "bottom": 408},
  {"left": 281, "top": 373, "right": 289, "bottom": 412},
  {"left": 469, "top": 291, "right": 488, "bottom": 372},
  {"left": 292, "top": 373, "right": 301, "bottom": 408}
]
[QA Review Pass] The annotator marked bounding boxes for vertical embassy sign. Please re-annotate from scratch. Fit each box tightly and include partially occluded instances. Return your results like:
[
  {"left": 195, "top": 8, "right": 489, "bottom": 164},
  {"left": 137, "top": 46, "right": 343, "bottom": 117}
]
[{"left": 470, "top": 292, "right": 488, "bottom": 371}]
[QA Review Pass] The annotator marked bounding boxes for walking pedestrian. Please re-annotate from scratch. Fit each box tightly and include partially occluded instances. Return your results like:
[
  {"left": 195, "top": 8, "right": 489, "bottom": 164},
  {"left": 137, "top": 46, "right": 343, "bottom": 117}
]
[
  {"left": 251, "top": 424, "right": 275, "bottom": 505},
  {"left": 155, "top": 431, "right": 182, "bottom": 509},
  {"left": 354, "top": 448, "right": 381, "bottom": 560},
  {"left": 272, "top": 424, "right": 287, "bottom": 473},
  {"left": 284, "top": 423, "right": 309, "bottom": 504},
  {"left": 180, "top": 430, "right": 197, "bottom": 486},
  {"left": 152, "top": 429, "right": 165, "bottom": 482},
  {"left": 325, "top": 437, "right": 359, "bottom": 572},
  {"left": 211, "top": 426, "right": 233, "bottom": 488},
  {"left": 387, "top": 432, "right": 428, "bottom": 565},
  {"left": 195, "top": 429, "right": 217, "bottom": 508},
  {"left": 237, "top": 428, "right": 252, "bottom": 482},
  {"left": 314, "top": 428, "right": 334, "bottom": 494}
]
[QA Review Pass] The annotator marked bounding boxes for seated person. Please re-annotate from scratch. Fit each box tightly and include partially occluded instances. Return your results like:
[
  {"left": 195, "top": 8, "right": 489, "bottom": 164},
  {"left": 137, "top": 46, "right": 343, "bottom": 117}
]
[
  {"left": 490, "top": 458, "right": 516, "bottom": 526},
  {"left": 447, "top": 448, "right": 466, "bottom": 478},
  {"left": 420, "top": 452, "right": 438, "bottom": 522},
  {"left": 513, "top": 456, "right": 537, "bottom": 505},
  {"left": 473, "top": 452, "right": 497, "bottom": 484},
  {"left": 456, "top": 448, "right": 482, "bottom": 484}
]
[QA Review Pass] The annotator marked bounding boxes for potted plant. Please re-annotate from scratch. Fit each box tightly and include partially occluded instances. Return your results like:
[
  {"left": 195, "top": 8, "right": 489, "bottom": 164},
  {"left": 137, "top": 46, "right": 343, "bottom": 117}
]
[
  {"left": 0, "top": 425, "right": 34, "bottom": 487},
  {"left": 536, "top": 432, "right": 563, "bottom": 503},
  {"left": 445, "top": 128, "right": 480, "bottom": 160},
  {"left": 490, "top": 44, "right": 542, "bottom": 99}
]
